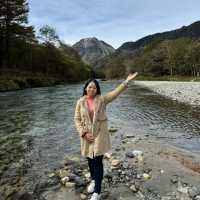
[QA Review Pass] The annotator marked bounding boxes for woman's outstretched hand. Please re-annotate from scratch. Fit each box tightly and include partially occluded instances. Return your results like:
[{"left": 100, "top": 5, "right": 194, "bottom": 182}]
[{"left": 125, "top": 72, "right": 138, "bottom": 82}]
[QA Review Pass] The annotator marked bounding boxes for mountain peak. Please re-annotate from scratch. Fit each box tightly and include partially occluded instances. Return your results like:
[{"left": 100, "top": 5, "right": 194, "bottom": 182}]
[
  {"left": 73, "top": 37, "right": 115, "bottom": 66},
  {"left": 80, "top": 37, "right": 98, "bottom": 42}
]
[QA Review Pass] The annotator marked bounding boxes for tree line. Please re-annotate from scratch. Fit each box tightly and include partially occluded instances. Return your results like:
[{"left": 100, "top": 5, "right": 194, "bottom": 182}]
[
  {"left": 131, "top": 38, "right": 200, "bottom": 77},
  {"left": 99, "top": 37, "right": 200, "bottom": 79},
  {"left": 0, "top": 0, "right": 91, "bottom": 86}
]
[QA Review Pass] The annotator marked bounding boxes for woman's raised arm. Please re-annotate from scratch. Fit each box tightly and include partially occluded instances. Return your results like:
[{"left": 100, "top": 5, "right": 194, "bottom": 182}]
[{"left": 104, "top": 72, "right": 138, "bottom": 104}]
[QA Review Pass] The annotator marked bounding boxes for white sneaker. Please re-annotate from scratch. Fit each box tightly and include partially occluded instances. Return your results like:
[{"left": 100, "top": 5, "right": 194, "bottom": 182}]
[
  {"left": 89, "top": 192, "right": 100, "bottom": 200},
  {"left": 87, "top": 180, "right": 95, "bottom": 193}
]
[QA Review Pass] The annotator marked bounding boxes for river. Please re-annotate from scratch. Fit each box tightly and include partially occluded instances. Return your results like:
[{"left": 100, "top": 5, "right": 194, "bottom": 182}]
[{"left": 0, "top": 80, "right": 200, "bottom": 197}]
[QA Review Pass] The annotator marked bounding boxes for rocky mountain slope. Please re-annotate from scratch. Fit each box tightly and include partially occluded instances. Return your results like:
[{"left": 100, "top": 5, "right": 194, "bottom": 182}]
[{"left": 73, "top": 37, "right": 115, "bottom": 66}]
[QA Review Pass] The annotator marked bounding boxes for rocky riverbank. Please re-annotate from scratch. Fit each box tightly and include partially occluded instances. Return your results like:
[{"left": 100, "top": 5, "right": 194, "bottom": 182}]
[
  {"left": 0, "top": 69, "right": 78, "bottom": 92},
  {"left": 4, "top": 130, "right": 200, "bottom": 200},
  {"left": 0, "top": 76, "right": 64, "bottom": 92},
  {"left": 134, "top": 81, "right": 200, "bottom": 106},
  {"left": 54, "top": 133, "right": 200, "bottom": 200}
]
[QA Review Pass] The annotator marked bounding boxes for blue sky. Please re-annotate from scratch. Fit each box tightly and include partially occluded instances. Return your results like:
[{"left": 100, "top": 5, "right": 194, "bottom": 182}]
[{"left": 29, "top": 0, "right": 200, "bottom": 48}]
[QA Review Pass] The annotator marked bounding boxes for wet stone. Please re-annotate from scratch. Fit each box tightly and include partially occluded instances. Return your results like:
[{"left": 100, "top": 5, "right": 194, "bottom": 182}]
[
  {"left": 63, "top": 156, "right": 80, "bottom": 166},
  {"left": 125, "top": 152, "right": 135, "bottom": 158},
  {"left": 122, "top": 162, "right": 129, "bottom": 169},
  {"left": 122, "top": 139, "right": 127, "bottom": 144},
  {"left": 188, "top": 186, "right": 200, "bottom": 198},
  {"left": 33, "top": 178, "right": 60, "bottom": 195},
  {"left": 61, "top": 176, "right": 70, "bottom": 184},
  {"left": 80, "top": 193, "right": 87, "bottom": 200},
  {"left": 195, "top": 196, "right": 200, "bottom": 200},
  {"left": 65, "top": 182, "right": 75, "bottom": 188},
  {"left": 108, "top": 128, "right": 118, "bottom": 133},
  {"left": 115, "top": 147, "right": 121, "bottom": 151},
  {"left": 161, "top": 196, "right": 174, "bottom": 200},
  {"left": 130, "top": 184, "right": 138, "bottom": 193},
  {"left": 111, "top": 159, "right": 121, "bottom": 167},
  {"left": 125, "top": 134, "right": 135, "bottom": 139},
  {"left": 15, "top": 192, "right": 34, "bottom": 200},
  {"left": 177, "top": 185, "right": 189, "bottom": 194},
  {"left": 68, "top": 173, "right": 77, "bottom": 181},
  {"left": 104, "top": 153, "right": 112, "bottom": 160},
  {"left": 170, "top": 176, "right": 179, "bottom": 184},
  {"left": 73, "top": 176, "right": 87, "bottom": 187},
  {"left": 100, "top": 191, "right": 111, "bottom": 199},
  {"left": 58, "top": 169, "right": 69, "bottom": 178},
  {"left": 84, "top": 172, "right": 90, "bottom": 179}
]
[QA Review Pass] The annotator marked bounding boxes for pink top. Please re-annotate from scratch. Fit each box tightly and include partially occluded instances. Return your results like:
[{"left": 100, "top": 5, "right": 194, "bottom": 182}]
[{"left": 86, "top": 97, "right": 94, "bottom": 121}]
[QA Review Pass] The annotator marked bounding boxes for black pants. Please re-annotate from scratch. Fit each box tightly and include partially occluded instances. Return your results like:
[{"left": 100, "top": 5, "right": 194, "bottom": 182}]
[{"left": 87, "top": 155, "right": 104, "bottom": 194}]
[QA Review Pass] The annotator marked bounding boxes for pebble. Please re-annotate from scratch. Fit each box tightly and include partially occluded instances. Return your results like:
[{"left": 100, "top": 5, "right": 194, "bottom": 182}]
[
  {"left": 84, "top": 172, "right": 91, "bottom": 179},
  {"left": 125, "top": 151, "right": 135, "bottom": 158},
  {"left": 125, "top": 134, "right": 135, "bottom": 138},
  {"left": 137, "top": 155, "right": 144, "bottom": 162},
  {"left": 48, "top": 173, "right": 55, "bottom": 178},
  {"left": 171, "top": 176, "right": 178, "bottom": 184},
  {"left": 80, "top": 193, "right": 87, "bottom": 200},
  {"left": 188, "top": 186, "right": 200, "bottom": 198},
  {"left": 130, "top": 184, "right": 138, "bottom": 192},
  {"left": 160, "top": 169, "right": 164, "bottom": 174},
  {"left": 111, "top": 159, "right": 121, "bottom": 167},
  {"left": 108, "top": 128, "right": 118, "bottom": 133},
  {"left": 115, "top": 147, "right": 121, "bottom": 151},
  {"left": 122, "top": 139, "right": 127, "bottom": 144},
  {"left": 104, "top": 153, "right": 112, "bottom": 159},
  {"left": 195, "top": 196, "right": 200, "bottom": 200},
  {"left": 177, "top": 186, "right": 189, "bottom": 194},
  {"left": 65, "top": 182, "right": 75, "bottom": 188},
  {"left": 143, "top": 173, "right": 151, "bottom": 180},
  {"left": 61, "top": 176, "right": 70, "bottom": 184},
  {"left": 161, "top": 196, "right": 172, "bottom": 200},
  {"left": 132, "top": 150, "right": 143, "bottom": 156},
  {"left": 58, "top": 169, "right": 69, "bottom": 178}
]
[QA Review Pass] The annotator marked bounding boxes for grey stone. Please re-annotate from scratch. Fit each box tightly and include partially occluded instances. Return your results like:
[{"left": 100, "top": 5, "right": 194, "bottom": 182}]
[
  {"left": 195, "top": 195, "right": 200, "bottom": 200},
  {"left": 130, "top": 184, "right": 138, "bottom": 192},
  {"left": 15, "top": 192, "right": 34, "bottom": 200},
  {"left": 125, "top": 152, "right": 135, "bottom": 158},
  {"left": 188, "top": 186, "right": 200, "bottom": 198}
]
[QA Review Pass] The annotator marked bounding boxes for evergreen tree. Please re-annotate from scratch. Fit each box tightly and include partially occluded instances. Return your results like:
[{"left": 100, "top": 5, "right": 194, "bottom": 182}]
[
  {"left": 39, "top": 25, "right": 59, "bottom": 45},
  {"left": 0, "top": 0, "right": 34, "bottom": 68}
]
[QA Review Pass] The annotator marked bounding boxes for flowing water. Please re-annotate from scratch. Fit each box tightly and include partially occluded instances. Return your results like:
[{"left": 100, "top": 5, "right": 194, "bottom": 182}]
[{"left": 0, "top": 80, "right": 200, "bottom": 195}]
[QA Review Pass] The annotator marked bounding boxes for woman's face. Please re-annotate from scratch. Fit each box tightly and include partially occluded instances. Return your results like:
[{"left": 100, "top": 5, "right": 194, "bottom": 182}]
[{"left": 86, "top": 81, "right": 97, "bottom": 97}]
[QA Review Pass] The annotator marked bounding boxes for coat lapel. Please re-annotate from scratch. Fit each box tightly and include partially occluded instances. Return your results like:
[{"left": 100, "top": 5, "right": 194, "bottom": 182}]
[
  {"left": 83, "top": 96, "right": 92, "bottom": 124},
  {"left": 83, "top": 95, "right": 101, "bottom": 125},
  {"left": 93, "top": 95, "right": 101, "bottom": 124}
]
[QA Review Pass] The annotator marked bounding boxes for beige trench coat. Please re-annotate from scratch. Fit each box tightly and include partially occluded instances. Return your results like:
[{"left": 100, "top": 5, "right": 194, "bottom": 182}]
[{"left": 74, "top": 81, "right": 128, "bottom": 158}]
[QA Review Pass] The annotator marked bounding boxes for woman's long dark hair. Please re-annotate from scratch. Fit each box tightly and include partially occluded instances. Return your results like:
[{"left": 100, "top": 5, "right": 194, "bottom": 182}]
[{"left": 82, "top": 79, "right": 101, "bottom": 96}]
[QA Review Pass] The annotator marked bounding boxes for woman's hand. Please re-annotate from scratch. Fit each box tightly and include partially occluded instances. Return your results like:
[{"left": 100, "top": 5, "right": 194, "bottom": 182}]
[
  {"left": 85, "top": 133, "right": 95, "bottom": 143},
  {"left": 125, "top": 72, "right": 138, "bottom": 82}
]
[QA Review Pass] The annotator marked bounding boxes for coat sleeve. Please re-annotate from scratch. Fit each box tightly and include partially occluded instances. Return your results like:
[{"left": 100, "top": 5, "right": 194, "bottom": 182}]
[
  {"left": 103, "top": 81, "right": 128, "bottom": 105},
  {"left": 74, "top": 100, "right": 87, "bottom": 137}
]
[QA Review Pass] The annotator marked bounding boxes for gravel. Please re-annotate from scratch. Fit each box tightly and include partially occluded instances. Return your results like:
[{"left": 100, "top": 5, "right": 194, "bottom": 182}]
[{"left": 135, "top": 81, "right": 200, "bottom": 106}]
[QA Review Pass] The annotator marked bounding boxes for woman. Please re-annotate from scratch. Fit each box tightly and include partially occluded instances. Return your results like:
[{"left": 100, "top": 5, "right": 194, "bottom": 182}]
[{"left": 74, "top": 72, "right": 138, "bottom": 200}]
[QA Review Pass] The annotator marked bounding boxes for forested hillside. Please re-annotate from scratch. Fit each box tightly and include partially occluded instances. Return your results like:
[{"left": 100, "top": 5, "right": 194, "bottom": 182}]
[
  {"left": 0, "top": 0, "right": 91, "bottom": 91},
  {"left": 95, "top": 22, "right": 200, "bottom": 79}
]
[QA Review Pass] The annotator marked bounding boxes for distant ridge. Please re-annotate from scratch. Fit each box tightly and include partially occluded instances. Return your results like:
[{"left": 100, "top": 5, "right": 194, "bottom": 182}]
[
  {"left": 118, "top": 21, "right": 200, "bottom": 52},
  {"left": 93, "top": 20, "right": 200, "bottom": 79}
]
